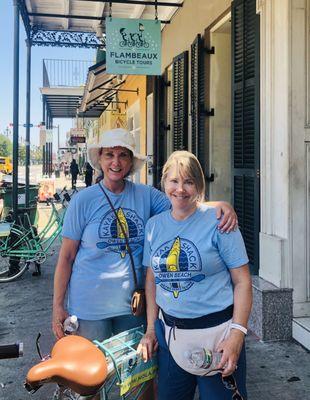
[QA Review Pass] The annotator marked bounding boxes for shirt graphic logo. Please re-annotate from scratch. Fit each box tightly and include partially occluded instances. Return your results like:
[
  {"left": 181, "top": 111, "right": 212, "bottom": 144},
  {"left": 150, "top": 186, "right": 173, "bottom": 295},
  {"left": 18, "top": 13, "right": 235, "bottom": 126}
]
[
  {"left": 153, "top": 237, "right": 205, "bottom": 298},
  {"left": 96, "top": 208, "right": 144, "bottom": 258}
]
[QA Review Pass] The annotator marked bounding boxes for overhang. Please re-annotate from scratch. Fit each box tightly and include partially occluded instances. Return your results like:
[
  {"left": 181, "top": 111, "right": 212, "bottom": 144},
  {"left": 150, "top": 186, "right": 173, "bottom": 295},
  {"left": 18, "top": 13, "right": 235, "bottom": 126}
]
[
  {"left": 40, "top": 86, "right": 85, "bottom": 118},
  {"left": 20, "top": 0, "right": 183, "bottom": 46},
  {"left": 78, "top": 60, "right": 123, "bottom": 118}
]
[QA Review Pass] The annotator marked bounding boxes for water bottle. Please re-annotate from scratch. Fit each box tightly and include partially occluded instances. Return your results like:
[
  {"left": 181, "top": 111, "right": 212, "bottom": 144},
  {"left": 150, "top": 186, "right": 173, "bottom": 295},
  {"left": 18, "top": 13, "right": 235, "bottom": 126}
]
[
  {"left": 63, "top": 315, "right": 79, "bottom": 335},
  {"left": 185, "top": 348, "right": 222, "bottom": 370}
]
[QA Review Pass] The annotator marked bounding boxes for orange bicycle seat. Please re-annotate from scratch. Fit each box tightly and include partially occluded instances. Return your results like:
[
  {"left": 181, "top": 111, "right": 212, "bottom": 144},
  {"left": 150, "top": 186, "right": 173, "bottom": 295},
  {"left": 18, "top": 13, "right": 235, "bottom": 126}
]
[{"left": 26, "top": 335, "right": 108, "bottom": 396}]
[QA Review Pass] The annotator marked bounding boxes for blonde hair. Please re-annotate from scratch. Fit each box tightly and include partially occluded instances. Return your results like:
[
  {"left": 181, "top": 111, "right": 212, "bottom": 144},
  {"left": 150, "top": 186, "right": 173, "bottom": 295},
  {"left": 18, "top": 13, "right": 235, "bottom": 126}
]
[{"left": 161, "top": 151, "right": 206, "bottom": 202}]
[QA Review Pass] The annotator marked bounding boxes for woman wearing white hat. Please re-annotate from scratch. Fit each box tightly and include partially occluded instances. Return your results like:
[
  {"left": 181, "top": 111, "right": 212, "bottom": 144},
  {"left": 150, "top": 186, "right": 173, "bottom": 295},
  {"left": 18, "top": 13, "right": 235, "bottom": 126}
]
[{"left": 52, "top": 128, "right": 237, "bottom": 343}]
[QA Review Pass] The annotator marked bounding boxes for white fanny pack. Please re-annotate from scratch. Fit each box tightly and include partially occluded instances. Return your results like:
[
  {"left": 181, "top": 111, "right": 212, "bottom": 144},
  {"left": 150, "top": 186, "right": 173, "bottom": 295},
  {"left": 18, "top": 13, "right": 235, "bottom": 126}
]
[{"left": 159, "top": 311, "right": 232, "bottom": 376}]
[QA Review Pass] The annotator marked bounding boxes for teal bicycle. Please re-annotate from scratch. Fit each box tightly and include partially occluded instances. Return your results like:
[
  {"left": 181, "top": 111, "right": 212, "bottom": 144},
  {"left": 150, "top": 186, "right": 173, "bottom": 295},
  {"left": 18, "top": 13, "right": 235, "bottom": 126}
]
[
  {"left": 25, "top": 326, "right": 156, "bottom": 400},
  {"left": 0, "top": 189, "right": 69, "bottom": 283}
]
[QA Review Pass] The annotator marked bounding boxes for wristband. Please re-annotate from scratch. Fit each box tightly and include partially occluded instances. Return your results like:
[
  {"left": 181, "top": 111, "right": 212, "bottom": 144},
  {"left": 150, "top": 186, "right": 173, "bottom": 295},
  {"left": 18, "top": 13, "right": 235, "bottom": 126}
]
[{"left": 231, "top": 323, "right": 247, "bottom": 335}]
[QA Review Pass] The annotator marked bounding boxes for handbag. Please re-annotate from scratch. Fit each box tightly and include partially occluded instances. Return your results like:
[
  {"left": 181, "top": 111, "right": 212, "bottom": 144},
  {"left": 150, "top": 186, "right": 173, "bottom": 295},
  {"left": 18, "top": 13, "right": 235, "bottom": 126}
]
[{"left": 98, "top": 183, "right": 146, "bottom": 317}]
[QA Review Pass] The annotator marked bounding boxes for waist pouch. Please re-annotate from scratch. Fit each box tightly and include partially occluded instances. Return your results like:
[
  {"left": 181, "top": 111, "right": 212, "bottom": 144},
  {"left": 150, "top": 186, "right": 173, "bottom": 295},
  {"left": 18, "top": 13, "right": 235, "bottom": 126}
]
[{"left": 159, "top": 305, "right": 233, "bottom": 377}]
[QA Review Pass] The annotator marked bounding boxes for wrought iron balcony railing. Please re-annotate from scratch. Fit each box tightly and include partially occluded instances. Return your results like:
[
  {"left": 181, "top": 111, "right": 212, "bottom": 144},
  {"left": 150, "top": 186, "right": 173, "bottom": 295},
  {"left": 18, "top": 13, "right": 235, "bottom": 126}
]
[{"left": 42, "top": 59, "right": 93, "bottom": 88}]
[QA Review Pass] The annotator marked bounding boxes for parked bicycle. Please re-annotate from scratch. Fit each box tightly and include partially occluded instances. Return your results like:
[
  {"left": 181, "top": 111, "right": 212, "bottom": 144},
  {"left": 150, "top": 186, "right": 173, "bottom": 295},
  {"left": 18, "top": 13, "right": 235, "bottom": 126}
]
[
  {"left": 0, "top": 187, "right": 70, "bottom": 283},
  {"left": 25, "top": 326, "right": 156, "bottom": 400}
]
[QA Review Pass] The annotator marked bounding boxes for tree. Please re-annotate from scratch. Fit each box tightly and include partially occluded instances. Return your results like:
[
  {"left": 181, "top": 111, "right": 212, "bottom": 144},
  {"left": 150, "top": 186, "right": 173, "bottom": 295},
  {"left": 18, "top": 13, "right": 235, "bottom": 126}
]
[
  {"left": 30, "top": 146, "right": 43, "bottom": 164},
  {"left": 0, "top": 134, "right": 12, "bottom": 157},
  {"left": 19, "top": 144, "right": 26, "bottom": 165}
]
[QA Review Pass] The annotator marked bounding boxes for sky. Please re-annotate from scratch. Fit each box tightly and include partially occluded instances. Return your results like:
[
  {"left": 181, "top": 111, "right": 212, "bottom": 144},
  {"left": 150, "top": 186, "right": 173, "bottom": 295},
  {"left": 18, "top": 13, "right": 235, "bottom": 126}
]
[{"left": 0, "top": 1, "right": 96, "bottom": 149}]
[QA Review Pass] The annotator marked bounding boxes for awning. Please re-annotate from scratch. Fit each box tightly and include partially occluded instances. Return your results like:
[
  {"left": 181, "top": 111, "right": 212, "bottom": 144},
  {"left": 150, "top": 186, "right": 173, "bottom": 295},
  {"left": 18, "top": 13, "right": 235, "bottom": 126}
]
[
  {"left": 21, "top": 1, "right": 183, "bottom": 44},
  {"left": 78, "top": 60, "right": 126, "bottom": 118},
  {"left": 40, "top": 87, "right": 84, "bottom": 118}
]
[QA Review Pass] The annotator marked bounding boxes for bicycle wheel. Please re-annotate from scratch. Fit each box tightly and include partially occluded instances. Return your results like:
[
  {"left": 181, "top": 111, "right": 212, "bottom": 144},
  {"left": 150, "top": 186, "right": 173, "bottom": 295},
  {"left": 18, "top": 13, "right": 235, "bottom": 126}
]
[{"left": 0, "top": 228, "right": 33, "bottom": 283}]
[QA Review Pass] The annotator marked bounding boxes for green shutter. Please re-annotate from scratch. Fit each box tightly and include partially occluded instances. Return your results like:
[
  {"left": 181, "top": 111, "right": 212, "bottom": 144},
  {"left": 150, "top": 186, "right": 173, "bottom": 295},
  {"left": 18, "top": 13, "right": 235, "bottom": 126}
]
[
  {"left": 232, "top": 0, "right": 260, "bottom": 273},
  {"left": 191, "top": 34, "right": 206, "bottom": 171},
  {"left": 153, "top": 75, "right": 166, "bottom": 188},
  {"left": 172, "top": 51, "right": 189, "bottom": 150}
]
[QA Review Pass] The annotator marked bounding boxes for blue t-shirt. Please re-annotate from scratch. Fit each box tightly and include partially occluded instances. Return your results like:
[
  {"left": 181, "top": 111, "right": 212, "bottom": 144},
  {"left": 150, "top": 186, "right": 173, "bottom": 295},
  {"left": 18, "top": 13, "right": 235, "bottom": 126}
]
[
  {"left": 143, "top": 205, "right": 249, "bottom": 318},
  {"left": 62, "top": 181, "right": 170, "bottom": 320}
]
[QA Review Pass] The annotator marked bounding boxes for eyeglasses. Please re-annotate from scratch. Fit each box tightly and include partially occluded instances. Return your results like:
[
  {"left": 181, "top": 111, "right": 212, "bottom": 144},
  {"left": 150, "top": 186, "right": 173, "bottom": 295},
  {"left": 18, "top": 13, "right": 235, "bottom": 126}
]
[{"left": 222, "top": 374, "right": 244, "bottom": 400}]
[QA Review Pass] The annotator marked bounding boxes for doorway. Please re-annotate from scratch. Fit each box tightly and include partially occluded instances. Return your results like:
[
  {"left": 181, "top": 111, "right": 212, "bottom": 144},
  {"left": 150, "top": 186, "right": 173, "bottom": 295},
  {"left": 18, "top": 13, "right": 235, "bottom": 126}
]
[
  {"left": 208, "top": 14, "right": 232, "bottom": 203},
  {"left": 127, "top": 100, "right": 141, "bottom": 183}
]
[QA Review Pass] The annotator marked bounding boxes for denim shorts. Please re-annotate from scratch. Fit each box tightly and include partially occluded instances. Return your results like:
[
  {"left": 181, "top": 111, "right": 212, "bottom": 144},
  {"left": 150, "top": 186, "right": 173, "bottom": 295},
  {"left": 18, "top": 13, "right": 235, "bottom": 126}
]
[
  {"left": 77, "top": 314, "right": 145, "bottom": 342},
  {"left": 155, "top": 318, "right": 247, "bottom": 400}
]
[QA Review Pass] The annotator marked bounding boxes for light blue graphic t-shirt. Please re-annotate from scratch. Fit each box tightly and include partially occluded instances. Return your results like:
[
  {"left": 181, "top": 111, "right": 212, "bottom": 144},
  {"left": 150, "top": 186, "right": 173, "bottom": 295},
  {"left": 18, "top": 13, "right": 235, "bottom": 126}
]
[
  {"left": 143, "top": 204, "right": 249, "bottom": 318},
  {"left": 62, "top": 181, "right": 170, "bottom": 320}
]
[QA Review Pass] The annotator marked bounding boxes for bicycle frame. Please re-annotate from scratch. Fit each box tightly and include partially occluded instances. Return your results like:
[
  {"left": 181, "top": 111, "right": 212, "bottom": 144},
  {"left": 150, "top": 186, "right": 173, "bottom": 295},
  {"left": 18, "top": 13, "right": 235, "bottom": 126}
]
[
  {"left": 1, "top": 203, "right": 65, "bottom": 261},
  {"left": 0, "top": 197, "right": 67, "bottom": 281}
]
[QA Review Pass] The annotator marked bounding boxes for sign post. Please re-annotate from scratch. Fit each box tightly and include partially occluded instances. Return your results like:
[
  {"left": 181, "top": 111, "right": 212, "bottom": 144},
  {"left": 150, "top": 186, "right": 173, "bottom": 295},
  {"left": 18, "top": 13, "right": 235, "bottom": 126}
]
[{"left": 106, "top": 18, "right": 161, "bottom": 76}]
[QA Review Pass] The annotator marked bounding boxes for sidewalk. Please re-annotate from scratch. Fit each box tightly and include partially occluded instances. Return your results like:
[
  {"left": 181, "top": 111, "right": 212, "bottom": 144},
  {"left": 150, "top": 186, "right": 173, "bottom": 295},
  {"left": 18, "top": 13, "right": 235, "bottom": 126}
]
[{"left": 0, "top": 179, "right": 309, "bottom": 399}]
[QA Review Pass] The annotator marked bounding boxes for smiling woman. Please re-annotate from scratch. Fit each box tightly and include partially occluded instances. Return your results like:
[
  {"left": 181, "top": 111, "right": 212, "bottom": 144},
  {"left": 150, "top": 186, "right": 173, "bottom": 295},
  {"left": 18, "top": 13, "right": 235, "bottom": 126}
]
[
  {"left": 161, "top": 151, "right": 205, "bottom": 221},
  {"left": 140, "top": 150, "right": 252, "bottom": 400},
  {"left": 98, "top": 146, "right": 133, "bottom": 192}
]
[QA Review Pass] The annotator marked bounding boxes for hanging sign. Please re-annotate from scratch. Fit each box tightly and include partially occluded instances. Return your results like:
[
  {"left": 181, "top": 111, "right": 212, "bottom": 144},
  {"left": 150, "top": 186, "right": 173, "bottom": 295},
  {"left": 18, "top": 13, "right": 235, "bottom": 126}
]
[
  {"left": 46, "top": 129, "right": 53, "bottom": 143},
  {"left": 39, "top": 129, "right": 46, "bottom": 147},
  {"left": 106, "top": 18, "right": 161, "bottom": 76}
]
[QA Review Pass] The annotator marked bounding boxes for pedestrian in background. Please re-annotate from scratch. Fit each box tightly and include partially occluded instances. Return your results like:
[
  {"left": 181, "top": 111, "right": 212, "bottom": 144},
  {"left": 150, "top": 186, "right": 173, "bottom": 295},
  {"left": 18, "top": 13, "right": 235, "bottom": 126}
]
[
  {"left": 70, "top": 159, "right": 79, "bottom": 189},
  {"left": 84, "top": 162, "right": 94, "bottom": 187}
]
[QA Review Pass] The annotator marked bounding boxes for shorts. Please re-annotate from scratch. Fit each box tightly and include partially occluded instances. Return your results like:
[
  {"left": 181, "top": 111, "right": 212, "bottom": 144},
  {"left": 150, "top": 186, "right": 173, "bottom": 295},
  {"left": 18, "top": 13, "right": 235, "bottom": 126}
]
[{"left": 77, "top": 314, "right": 146, "bottom": 342}]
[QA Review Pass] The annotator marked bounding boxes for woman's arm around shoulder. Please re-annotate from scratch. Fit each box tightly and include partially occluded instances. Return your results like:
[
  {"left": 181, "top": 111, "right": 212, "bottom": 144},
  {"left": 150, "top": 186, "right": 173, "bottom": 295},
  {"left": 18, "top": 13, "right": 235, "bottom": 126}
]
[{"left": 206, "top": 200, "right": 238, "bottom": 233}]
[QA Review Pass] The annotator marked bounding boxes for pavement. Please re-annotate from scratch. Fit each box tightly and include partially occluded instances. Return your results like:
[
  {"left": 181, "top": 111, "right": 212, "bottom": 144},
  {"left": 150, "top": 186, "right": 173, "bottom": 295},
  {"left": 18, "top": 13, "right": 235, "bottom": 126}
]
[{"left": 0, "top": 174, "right": 310, "bottom": 399}]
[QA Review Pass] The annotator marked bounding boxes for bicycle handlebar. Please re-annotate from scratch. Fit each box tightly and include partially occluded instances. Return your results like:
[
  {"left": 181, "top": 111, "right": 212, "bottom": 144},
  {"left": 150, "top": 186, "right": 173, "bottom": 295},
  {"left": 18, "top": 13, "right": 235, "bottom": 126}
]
[{"left": 0, "top": 343, "right": 23, "bottom": 359}]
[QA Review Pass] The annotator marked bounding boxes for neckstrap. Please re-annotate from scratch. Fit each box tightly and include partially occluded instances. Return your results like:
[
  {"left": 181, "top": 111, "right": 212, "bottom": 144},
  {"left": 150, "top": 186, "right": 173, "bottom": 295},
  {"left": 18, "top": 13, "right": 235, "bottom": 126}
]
[{"left": 98, "top": 182, "right": 138, "bottom": 288}]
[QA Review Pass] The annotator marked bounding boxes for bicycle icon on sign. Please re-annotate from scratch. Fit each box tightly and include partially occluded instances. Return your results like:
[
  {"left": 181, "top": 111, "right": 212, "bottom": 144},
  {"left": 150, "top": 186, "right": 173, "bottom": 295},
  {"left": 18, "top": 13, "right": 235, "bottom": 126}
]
[{"left": 119, "top": 26, "right": 149, "bottom": 49}]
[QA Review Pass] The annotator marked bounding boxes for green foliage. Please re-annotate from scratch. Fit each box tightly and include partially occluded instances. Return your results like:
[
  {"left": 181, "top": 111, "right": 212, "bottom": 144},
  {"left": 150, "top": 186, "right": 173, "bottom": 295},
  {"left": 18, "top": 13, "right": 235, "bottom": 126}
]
[
  {"left": 0, "top": 134, "right": 12, "bottom": 157},
  {"left": 31, "top": 146, "right": 43, "bottom": 164},
  {"left": 19, "top": 144, "right": 26, "bottom": 165}
]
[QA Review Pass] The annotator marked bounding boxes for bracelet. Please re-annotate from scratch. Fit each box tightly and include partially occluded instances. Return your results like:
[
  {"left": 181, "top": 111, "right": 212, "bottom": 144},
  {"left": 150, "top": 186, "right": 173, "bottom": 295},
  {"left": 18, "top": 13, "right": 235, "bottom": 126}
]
[{"left": 231, "top": 323, "right": 248, "bottom": 335}]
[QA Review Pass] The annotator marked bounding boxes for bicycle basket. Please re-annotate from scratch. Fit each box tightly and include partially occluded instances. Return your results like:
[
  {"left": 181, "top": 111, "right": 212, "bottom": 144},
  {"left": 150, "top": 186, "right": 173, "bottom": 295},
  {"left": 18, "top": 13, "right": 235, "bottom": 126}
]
[{"left": 94, "top": 326, "right": 157, "bottom": 397}]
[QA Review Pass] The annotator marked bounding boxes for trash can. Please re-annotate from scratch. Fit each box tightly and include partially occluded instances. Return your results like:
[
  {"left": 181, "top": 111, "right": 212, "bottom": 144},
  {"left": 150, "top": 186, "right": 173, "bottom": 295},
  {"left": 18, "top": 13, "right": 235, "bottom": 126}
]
[{"left": 0, "top": 184, "right": 39, "bottom": 225}]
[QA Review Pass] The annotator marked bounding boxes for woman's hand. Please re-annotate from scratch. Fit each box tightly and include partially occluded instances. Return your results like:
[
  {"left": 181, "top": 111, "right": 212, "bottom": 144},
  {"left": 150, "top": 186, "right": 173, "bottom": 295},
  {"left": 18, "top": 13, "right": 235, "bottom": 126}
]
[
  {"left": 216, "top": 330, "right": 244, "bottom": 376},
  {"left": 137, "top": 329, "right": 158, "bottom": 362},
  {"left": 52, "top": 305, "right": 69, "bottom": 340},
  {"left": 214, "top": 201, "right": 238, "bottom": 233}
]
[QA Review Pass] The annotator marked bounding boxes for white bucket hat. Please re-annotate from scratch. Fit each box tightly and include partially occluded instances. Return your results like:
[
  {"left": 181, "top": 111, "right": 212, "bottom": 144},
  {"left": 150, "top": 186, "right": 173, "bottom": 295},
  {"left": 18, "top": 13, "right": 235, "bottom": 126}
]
[{"left": 87, "top": 128, "right": 146, "bottom": 174}]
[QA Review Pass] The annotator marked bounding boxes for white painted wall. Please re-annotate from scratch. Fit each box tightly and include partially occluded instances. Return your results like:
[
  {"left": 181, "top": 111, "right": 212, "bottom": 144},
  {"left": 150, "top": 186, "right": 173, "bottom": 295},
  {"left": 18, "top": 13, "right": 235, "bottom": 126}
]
[
  {"left": 259, "top": 0, "right": 310, "bottom": 317},
  {"left": 209, "top": 24, "right": 232, "bottom": 203},
  {"left": 161, "top": 0, "right": 230, "bottom": 71},
  {"left": 258, "top": 0, "right": 290, "bottom": 287}
]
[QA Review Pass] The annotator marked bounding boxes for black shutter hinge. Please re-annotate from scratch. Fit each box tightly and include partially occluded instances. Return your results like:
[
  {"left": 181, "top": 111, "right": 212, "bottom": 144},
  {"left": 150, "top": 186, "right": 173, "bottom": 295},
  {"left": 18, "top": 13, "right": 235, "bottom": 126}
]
[
  {"left": 164, "top": 80, "right": 171, "bottom": 87},
  {"left": 203, "top": 108, "right": 215, "bottom": 117},
  {"left": 205, "top": 173, "right": 215, "bottom": 182},
  {"left": 204, "top": 46, "right": 215, "bottom": 54}
]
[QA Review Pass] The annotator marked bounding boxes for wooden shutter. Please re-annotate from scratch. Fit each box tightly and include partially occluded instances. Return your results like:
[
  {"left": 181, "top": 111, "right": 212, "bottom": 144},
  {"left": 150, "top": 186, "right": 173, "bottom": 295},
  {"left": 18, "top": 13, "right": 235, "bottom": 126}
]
[
  {"left": 191, "top": 34, "right": 206, "bottom": 171},
  {"left": 153, "top": 75, "right": 166, "bottom": 188},
  {"left": 232, "top": 0, "right": 260, "bottom": 273},
  {"left": 172, "top": 51, "right": 189, "bottom": 150}
]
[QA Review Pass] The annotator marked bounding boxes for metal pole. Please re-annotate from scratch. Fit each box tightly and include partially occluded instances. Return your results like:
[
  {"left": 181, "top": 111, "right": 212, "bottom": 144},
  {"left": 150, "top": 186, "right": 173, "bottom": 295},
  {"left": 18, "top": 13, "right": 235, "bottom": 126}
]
[
  {"left": 25, "top": 39, "right": 31, "bottom": 208},
  {"left": 42, "top": 97, "right": 46, "bottom": 176},
  {"left": 42, "top": 145, "right": 45, "bottom": 176},
  {"left": 12, "top": 0, "right": 20, "bottom": 221},
  {"left": 57, "top": 125, "right": 60, "bottom": 163}
]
